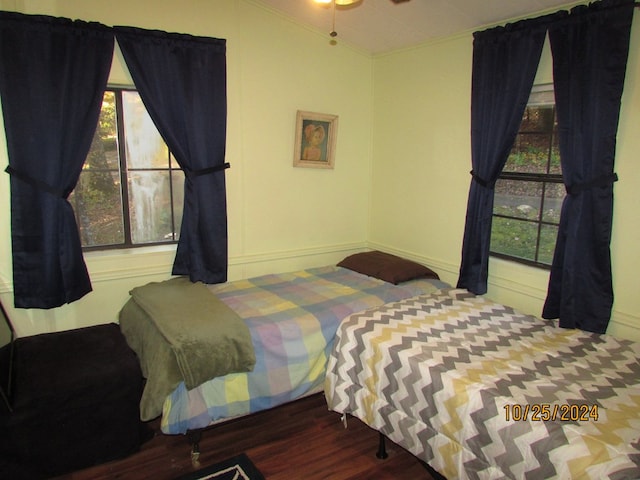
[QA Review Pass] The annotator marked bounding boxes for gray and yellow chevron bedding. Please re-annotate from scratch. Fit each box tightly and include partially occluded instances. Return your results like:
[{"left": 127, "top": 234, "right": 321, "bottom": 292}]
[{"left": 325, "top": 288, "right": 640, "bottom": 479}]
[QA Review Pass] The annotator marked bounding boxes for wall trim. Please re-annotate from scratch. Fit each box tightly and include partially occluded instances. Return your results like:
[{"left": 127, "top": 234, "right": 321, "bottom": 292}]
[
  {"left": 3, "top": 242, "right": 636, "bottom": 335},
  {"left": 488, "top": 271, "right": 548, "bottom": 302},
  {"left": 1, "top": 242, "right": 367, "bottom": 293},
  {"left": 610, "top": 308, "right": 639, "bottom": 330},
  {"left": 229, "top": 242, "right": 365, "bottom": 266}
]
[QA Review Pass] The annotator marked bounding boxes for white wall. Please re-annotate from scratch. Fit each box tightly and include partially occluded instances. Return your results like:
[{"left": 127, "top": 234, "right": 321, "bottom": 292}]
[
  {"left": 0, "top": 0, "right": 374, "bottom": 336},
  {"left": 370, "top": 14, "right": 640, "bottom": 340}
]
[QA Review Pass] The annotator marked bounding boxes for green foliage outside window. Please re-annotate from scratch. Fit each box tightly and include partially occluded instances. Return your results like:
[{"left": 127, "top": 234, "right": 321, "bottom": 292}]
[
  {"left": 490, "top": 86, "right": 563, "bottom": 268},
  {"left": 69, "top": 89, "right": 183, "bottom": 250}
]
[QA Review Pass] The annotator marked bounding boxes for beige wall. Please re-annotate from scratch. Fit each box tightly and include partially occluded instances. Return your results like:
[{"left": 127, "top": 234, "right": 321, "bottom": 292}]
[
  {"left": 370, "top": 15, "right": 640, "bottom": 340},
  {"left": 0, "top": 0, "right": 638, "bottom": 341}
]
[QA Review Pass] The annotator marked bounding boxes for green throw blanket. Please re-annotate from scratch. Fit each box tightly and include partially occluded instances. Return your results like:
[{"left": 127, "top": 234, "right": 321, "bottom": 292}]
[{"left": 119, "top": 277, "right": 256, "bottom": 421}]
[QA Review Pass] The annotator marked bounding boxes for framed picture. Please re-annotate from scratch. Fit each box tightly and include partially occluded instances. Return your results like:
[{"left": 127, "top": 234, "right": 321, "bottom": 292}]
[{"left": 293, "top": 110, "right": 338, "bottom": 169}]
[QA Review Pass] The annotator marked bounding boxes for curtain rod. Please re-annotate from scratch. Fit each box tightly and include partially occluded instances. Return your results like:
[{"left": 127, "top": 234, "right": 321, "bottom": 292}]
[{"left": 476, "top": 2, "right": 637, "bottom": 37}]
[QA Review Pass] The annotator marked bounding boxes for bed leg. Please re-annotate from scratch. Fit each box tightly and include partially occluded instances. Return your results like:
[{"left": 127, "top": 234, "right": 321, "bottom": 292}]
[
  {"left": 376, "top": 432, "right": 388, "bottom": 459},
  {"left": 187, "top": 429, "right": 202, "bottom": 466}
]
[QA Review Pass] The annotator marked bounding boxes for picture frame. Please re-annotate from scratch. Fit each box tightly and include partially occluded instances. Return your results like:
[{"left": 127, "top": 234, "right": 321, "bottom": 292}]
[{"left": 293, "top": 110, "right": 338, "bottom": 169}]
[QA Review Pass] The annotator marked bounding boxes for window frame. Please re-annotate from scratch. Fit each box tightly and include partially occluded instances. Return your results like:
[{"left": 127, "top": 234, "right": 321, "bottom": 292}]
[
  {"left": 489, "top": 84, "right": 563, "bottom": 269},
  {"left": 73, "top": 86, "right": 183, "bottom": 252}
]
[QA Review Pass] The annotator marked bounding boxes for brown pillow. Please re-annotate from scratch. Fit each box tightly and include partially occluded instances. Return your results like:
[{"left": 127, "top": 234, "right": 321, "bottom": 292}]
[{"left": 337, "top": 250, "right": 439, "bottom": 284}]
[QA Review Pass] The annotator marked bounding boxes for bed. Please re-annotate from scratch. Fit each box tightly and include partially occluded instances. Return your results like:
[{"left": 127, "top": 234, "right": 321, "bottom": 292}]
[
  {"left": 118, "top": 251, "right": 446, "bottom": 436},
  {"left": 325, "top": 287, "right": 640, "bottom": 480}
]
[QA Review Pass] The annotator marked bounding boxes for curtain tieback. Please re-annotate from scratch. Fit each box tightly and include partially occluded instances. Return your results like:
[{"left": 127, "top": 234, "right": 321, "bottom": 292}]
[
  {"left": 566, "top": 172, "right": 618, "bottom": 195},
  {"left": 470, "top": 170, "right": 495, "bottom": 189},
  {"left": 4, "top": 165, "right": 72, "bottom": 199},
  {"left": 184, "top": 162, "right": 230, "bottom": 179}
]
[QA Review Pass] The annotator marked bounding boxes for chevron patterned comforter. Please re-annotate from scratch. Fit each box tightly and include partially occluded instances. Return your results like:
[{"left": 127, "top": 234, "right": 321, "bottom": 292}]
[{"left": 325, "top": 288, "right": 640, "bottom": 480}]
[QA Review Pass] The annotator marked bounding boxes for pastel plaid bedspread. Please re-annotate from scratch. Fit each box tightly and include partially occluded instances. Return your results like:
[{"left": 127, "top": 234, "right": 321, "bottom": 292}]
[{"left": 160, "top": 265, "right": 443, "bottom": 434}]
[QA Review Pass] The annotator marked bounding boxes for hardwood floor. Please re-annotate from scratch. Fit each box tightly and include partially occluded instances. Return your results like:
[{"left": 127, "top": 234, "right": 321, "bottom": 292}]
[{"left": 55, "top": 393, "right": 441, "bottom": 480}]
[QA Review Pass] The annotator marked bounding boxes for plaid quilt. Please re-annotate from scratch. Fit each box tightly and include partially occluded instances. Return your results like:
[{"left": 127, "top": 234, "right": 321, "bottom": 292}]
[
  {"left": 325, "top": 288, "right": 640, "bottom": 479},
  {"left": 160, "top": 266, "right": 443, "bottom": 434}
]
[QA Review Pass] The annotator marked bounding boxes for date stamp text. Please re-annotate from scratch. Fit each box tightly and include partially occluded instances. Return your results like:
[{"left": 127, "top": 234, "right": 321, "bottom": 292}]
[{"left": 504, "top": 403, "right": 599, "bottom": 422}]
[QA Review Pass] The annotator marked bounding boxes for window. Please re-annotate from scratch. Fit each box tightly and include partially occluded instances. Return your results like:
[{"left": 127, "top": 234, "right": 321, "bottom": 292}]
[
  {"left": 69, "top": 88, "right": 184, "bottom": 250},
  {"left": 490, "top": 85, "right": 564, "bottom": 268}
]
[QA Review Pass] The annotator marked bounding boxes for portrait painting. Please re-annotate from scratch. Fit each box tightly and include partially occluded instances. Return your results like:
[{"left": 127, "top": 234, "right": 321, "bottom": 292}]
[{"left": 293, "top": 111, "right": 338, "bottom": 169}]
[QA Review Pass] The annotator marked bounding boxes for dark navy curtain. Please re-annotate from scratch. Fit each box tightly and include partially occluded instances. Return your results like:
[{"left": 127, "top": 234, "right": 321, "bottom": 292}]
[
  {"left": 114, "top": 27, "right": 229, "bottom": 284},
  {"left": 456, "top": 16, "right": 552, "bottom": 294},
  {"left": 542, "top": 0, "right": 634, "bottom": 333},
  {"left": 0, "top": 12, "right": 113, "bottom": 308}
]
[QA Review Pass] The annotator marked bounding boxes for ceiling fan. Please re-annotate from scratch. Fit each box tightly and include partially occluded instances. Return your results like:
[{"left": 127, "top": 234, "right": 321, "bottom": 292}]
[
  {"left": 313, "top": 0, "right": 411, "bottom": 43},
  {"left": 314, "top": 0, "right": 410, "bottom": 6}
]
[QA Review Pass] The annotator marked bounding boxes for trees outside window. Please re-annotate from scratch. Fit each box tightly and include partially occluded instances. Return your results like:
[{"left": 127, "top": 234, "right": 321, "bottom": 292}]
[
  {"left": 490, "top": 85, "right": 563, "bottom": 268},
  {"left": 69, "top": 89, "right": 184, "bottom": 250}
]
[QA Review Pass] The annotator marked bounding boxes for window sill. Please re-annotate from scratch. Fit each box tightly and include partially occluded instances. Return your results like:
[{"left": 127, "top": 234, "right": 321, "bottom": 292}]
[{"left": 85, "top": 245, "right": 176, "bottom": 283}]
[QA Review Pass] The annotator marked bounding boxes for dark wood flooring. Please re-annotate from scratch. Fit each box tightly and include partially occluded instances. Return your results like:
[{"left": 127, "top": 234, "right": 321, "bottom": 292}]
[{"left": 54, "top": 393, "right": 440, "bottom": 480}]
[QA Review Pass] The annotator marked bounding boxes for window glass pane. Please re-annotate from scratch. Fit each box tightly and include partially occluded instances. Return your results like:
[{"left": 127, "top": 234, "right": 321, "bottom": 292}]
[
  {"left": 549, "top": 133, "right": 561, "bottom": 174},
  {"left": 527, "top": 86, "right": 555, "bottom": 107},
  {"left": 505, "top": 133, "right": 553, "bottom": 174},
  {"left": 171, "top": 170, "right": 184, "bottom": 241},
  {"left": 72, "top": 91, "right": 124, "bottom": 247},
  {"left": 519, "top": 105, "right": 555, "bottom": 132},
  {"left": 129, "top": 171, "right": 175, "bottom": 244},
  {"left": 538, "top": 224, "right": 559, "bottom": 265},
  {"left": 494, "top": 179, "right": 542, "bottom": 220},
  {"left": 71, "top": 171, "right": 124, "bottom": 247},
  {"left": 73, "top": 88, "right": 182, "bottom": 250},
  {"left": 542, "top": 183, "right": 565, "bottom": 224},
  {"left": 122, "top": 91, "right": 169, "bottom": 169},
  {"left": 170, "top": 154, "right": 181, "bottom": 170},
  {"left": 84, "top": 91, "right": 119, "bottom": 170},
  {"left": 490, "top": 217, "right": 539, "bottom": 262},
  {"left": 491, "top": 84, "right": 559, "bottom": 268}
]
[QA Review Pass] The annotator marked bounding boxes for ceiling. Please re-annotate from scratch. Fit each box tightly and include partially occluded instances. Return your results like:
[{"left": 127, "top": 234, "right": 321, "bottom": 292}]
[{"left": 255, "top": 0, "right": 578, "bottom": 54}]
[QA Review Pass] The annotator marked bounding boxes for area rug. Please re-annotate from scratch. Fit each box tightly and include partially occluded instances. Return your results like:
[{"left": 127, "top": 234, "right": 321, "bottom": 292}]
[{"left": 175, "top": 453, "right": 265, "bottom": 480}]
